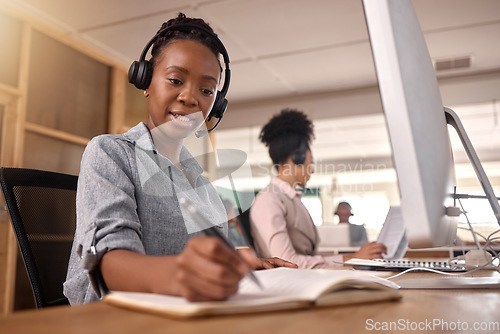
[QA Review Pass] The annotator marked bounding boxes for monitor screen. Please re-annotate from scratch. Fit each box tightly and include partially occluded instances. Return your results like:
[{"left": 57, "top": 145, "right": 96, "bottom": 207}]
[{"left": 363, "top": 0, "right": 458, "bottom": 248}]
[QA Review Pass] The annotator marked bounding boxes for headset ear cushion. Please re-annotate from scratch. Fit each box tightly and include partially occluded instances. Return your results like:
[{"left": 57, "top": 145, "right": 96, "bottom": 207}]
[
  {"left": 128, "top": 60, "right": 152, "bottom": 90},
  {"left": 292, "top": 152, "right": 306, "bottom": 165},
  {"left": 291, "top": 141, "right": 307, "bottom": 165},
  {"left": 208, "top": 93, "right": 228, "bottom": 120},
  {"left": 128, "top": 61, "right": 139, "bottom": 87}
]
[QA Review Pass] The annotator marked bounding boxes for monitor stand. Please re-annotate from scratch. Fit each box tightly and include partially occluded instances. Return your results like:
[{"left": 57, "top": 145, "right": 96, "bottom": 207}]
[
  {"left": 397, "top": 108, "right": 500, "bottom": 289},
  {"left": 445, "top": 107, "right": 500, "bottom": 227}
]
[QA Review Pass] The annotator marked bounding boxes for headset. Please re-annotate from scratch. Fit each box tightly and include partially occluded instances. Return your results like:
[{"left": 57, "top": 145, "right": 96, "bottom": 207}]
[
  {"left": 128, "top": 23, "right": 231, "bottom": 137},
  {"left": 291, "top": 140, "right": 308, "bottom": 165}
]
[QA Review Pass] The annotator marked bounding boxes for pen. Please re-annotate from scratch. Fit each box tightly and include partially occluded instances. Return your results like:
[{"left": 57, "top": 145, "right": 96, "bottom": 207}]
[{"left": 179, "top": 197, "right": 263, "bottom": 289}]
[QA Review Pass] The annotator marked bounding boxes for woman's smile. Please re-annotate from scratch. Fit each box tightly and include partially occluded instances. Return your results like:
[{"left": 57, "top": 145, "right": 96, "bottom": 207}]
[{"left": 168, "top": 111, "right": 198, "bottom": 127}]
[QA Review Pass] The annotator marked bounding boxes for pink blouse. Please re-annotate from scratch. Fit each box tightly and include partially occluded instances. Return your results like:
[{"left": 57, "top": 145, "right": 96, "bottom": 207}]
[{"left": 250, "top": 177, "right": 343, "bottom": 268}]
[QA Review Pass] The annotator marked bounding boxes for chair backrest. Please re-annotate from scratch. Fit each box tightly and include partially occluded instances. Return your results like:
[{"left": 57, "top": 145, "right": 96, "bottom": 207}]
[
  {"left": 237, "top": 209, "right": 255, "bottom": 249},
  {"left": 0, "top": 167, "right": 78, "bottom": 308}
]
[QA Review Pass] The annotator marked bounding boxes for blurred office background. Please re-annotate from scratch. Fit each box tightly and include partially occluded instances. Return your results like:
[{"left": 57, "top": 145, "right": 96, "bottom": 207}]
[{"left": 0, "top": 0, "right": 499, "bottom": 311}]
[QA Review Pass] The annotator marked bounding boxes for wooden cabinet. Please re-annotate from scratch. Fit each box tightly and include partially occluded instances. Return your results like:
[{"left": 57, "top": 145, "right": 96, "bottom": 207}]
[
  {"left": 0, "top": 8, "right": 127, "bottom": 314},
  {"left": 22, "top": 29, "right": 110, "bottom": 175},
  {"left": 0, "top": 91, "right": 20, "bottom": 314}
]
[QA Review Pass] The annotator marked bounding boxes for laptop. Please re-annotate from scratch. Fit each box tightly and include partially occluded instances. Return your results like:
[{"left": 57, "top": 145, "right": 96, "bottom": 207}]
[{"left": 316, "top": 224, "right": 351, "bottom": 247}]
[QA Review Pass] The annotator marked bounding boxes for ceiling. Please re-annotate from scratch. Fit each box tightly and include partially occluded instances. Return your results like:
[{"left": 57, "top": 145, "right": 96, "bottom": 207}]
[{"left": 4, "top": 0, "right": 500, "bottom": 104}]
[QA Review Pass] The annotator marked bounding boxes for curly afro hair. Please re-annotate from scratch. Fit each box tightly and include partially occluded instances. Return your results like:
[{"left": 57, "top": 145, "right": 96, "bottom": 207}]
[
  {"left": 259, "top": 108, "right": 314, "bottom": 167},
  {"left": 150, "top": 13, "right": 222, "bottom": 70}
]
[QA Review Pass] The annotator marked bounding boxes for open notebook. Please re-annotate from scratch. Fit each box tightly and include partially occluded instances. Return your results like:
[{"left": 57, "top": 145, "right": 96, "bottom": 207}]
[{"left": 104, "top": 268, "right": 400, "bottom": 318}]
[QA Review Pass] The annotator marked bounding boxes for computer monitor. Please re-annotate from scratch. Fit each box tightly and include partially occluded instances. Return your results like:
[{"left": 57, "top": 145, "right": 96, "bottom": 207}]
[{"left": 362, "top": 0, "right": 458, "bottom": 248}]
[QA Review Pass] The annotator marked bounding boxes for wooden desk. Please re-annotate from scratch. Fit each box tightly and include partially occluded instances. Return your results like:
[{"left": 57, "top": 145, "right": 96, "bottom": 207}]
[{"left": 1, "top": 271, "right": 499, "bottom": 334}]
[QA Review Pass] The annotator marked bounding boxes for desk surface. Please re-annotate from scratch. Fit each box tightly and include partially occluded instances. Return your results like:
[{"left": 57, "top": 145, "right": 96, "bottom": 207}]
[
  {"left": 318, "top": 245, "right": 500, "bottom": 258},
  {"left": 1, "top": 270, "right": 499, "bottom": 334}
]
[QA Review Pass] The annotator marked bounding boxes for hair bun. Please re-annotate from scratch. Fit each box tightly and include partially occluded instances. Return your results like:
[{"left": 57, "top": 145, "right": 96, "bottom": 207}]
[{"left": 259, "top": 109, "right": 314, "bottom": 146}]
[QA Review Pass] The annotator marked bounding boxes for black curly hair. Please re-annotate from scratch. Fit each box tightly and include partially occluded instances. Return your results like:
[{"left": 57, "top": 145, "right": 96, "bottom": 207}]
[
  {"left": 150, "top": 13, "right": 222, "bottom": 71},
  {"left": 259, "top": 108, "right": 314, "bottom": 167}
]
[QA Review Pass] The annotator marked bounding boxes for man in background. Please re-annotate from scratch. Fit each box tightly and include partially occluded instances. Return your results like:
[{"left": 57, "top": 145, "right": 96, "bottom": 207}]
[{"left": 335, "top": 202, "right": 369, "bottom": 247}]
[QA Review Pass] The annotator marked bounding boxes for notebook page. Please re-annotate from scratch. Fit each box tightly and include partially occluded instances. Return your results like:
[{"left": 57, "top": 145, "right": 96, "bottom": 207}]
[{"left": 238, "top": 268, "right": 397, "bottom": 300}]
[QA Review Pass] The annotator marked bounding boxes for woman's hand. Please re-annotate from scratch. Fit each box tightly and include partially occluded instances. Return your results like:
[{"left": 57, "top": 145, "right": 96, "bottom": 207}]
[
  {"left": 173, "top": 236, "right": 251, "bottom": 301},
  {"left": 254, "top": 257, "right": 298, "bottom": 270},
  {"left": 101, "top": 238, "right": 297, "bottom": 303},
  {"left": 344, "top": 242, "right": 387, "bottom": 261},
  {"left": 237, "top": 247, "right": 298, "bottom": 270},
  {"left": 101, "top": 237, "right": 249, "bottom": 302}
]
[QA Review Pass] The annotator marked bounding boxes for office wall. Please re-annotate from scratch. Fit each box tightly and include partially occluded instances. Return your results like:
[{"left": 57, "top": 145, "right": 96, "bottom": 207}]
[
  {"left": 215, "top": 69, "right": 500, "bottom": 228},
  {"left": 220, "top": 70, "right": 500, "bottom": 130}
]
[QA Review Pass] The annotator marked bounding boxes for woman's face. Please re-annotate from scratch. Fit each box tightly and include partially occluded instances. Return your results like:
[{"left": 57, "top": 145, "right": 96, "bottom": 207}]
[{"left": 146, "top": 39, "right": 221, "bottom": 139}]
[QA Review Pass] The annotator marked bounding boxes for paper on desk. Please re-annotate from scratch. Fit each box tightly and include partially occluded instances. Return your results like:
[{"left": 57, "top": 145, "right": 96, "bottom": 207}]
[{"left": 377, "top": 206, "right": 408, "bottom": 259}]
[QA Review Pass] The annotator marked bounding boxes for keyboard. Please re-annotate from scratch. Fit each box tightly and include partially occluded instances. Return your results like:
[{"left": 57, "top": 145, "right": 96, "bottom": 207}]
[{"left": 345, "top": 258, "right": 466, "bottom": 272}]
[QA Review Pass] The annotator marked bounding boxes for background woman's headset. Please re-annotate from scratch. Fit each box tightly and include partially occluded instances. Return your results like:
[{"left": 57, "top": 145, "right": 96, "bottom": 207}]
[
  {"left": 128, "top": 23, "right": 231, "bottom": 137},
  {"left": 291, "top": 140, "right": 308, "bottom": 165}
]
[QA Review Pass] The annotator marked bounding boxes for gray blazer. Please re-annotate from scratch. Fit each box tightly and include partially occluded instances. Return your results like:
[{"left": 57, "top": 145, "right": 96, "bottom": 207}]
[{"left": 63, "top": 123, "right": 227, "bottom": 304}]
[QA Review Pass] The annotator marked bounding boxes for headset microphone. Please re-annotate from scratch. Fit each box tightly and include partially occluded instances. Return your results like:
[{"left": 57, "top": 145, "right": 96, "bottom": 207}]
[
  {"left": 195, "top": 130, "right": 208, "bottom": 138},
  {"left": 195, "top": 117, "right": 223, "bottom": 138}
]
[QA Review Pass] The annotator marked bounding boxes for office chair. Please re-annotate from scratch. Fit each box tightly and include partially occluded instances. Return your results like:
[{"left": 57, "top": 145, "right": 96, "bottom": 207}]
[
  {"left": 0, "top": 167, "right": 78, "bottom": 308},
  {"left": 237, "top": 209, "right": 255, "bottom": 250}
]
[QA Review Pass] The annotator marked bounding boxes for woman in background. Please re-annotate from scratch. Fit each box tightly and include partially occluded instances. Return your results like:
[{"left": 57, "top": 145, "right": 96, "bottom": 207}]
[{"left": 250, "top": 109, "right": 386, "bottom": 268}]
